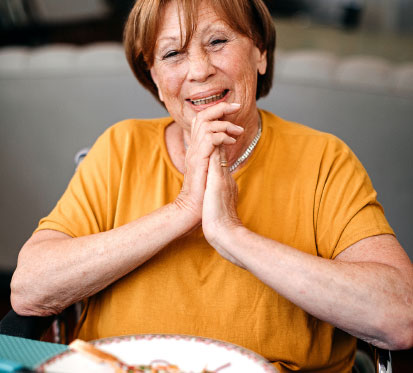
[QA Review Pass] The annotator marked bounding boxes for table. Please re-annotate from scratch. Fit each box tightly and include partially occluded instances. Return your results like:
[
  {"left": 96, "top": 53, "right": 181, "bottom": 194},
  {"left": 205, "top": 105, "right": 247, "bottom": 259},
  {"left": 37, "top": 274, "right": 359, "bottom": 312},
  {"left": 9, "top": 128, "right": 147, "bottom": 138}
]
[{"left": 0, "top": 335, "right": 67, "bottom": 371}]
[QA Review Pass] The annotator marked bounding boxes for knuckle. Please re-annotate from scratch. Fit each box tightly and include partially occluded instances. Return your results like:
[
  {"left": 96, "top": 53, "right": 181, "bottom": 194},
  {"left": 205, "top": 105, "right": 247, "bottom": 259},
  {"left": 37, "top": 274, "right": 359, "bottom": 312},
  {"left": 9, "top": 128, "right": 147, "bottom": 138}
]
[
  {"left": 212, "top": 132, "right": 223, "bottom": 142},
  {"left": 211, "top": 121, "right": 224, "bottom": 133}
]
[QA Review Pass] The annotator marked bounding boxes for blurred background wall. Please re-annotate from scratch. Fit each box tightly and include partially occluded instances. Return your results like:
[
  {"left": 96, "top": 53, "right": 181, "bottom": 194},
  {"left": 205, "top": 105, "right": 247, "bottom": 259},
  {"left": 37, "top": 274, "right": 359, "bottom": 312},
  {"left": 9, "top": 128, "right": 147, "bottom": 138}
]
[
  {"left": 2, "top": 0, "right": 413, "bottom": 51},
  {"left": 1, "top": 2, "right": 413, "bottom": 347}
]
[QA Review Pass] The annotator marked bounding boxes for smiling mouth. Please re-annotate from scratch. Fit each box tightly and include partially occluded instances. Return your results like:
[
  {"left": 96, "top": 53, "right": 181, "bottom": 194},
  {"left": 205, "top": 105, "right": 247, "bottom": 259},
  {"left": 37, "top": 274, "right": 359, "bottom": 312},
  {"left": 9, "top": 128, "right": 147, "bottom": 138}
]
[{"left": 189, "top": 89, "right": 229, "bottom": 106}]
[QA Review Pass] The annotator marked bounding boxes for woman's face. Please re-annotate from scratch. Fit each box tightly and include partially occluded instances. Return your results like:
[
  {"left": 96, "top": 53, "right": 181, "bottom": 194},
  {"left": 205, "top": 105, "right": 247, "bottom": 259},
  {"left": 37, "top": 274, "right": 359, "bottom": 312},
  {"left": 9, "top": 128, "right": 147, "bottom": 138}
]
[{"left": 150, "top": 0, "right": 267, "bottom": 130}]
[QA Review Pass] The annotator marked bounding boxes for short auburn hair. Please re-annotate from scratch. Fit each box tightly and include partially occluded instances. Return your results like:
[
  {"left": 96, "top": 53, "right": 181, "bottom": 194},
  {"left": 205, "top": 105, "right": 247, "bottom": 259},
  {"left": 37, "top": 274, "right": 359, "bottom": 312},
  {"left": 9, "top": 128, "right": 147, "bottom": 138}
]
[{"left": 124, "top": 0, "right": 276, "bottom": 105}]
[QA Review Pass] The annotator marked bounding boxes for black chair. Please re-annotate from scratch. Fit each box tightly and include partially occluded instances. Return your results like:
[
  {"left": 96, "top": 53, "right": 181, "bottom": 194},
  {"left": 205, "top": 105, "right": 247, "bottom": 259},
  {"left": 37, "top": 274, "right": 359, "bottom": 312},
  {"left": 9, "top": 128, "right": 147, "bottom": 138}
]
[
  {"left": 0, "top": 309, "right": 54, "bottom": 341},
  {"left": 0, "top": 303, "right": 81, "bottom": 344}
]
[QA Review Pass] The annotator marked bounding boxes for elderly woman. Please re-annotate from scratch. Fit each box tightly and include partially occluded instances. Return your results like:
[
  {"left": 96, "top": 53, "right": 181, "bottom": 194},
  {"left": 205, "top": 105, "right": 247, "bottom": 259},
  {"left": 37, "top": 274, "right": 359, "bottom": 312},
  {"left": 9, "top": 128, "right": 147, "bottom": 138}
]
[{"left": 10, "top": 0, "right": 413, "bottom": 372}]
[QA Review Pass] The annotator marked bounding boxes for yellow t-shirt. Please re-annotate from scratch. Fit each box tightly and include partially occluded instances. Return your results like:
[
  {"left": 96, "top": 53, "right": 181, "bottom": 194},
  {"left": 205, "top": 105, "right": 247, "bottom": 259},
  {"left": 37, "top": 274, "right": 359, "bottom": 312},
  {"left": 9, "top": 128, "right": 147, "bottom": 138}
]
[{"left": 35, "top": 110, "right": 393, "bottom": 372}]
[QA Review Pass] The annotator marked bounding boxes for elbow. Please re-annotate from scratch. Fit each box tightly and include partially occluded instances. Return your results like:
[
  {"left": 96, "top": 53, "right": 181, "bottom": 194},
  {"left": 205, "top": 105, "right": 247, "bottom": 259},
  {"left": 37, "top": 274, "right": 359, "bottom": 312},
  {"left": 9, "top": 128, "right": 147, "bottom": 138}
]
[
  {"left": 371, "top": 280, "right": 413, "bottom": 350},
  {"left": 10, "top": 272, "right": 59, "bottom": 317},
  {"left": 383, "top": 328, "right": 413, "bottom": 351},
  {"left": 375, "top": 311, "right": 413, "bottom": 350},
  {"left": 388, "top": 322, "right": 413, "bottom": 350},
  {"left": 10, "top": 293, "right": 43, "bottom": 317},
  {"left": 10, "top": 293, "right": 36, "bottom": 317}
]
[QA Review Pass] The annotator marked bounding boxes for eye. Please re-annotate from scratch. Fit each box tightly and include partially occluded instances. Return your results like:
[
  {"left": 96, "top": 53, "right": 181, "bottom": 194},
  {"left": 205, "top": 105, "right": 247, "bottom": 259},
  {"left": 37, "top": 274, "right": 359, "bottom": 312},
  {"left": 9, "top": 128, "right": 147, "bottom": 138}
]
[
  {"left": 211, "top": 38, "right": 227, "bottom": 46},
  {"left": 163, "top": 50, "right": 180, "bottom": 60}
]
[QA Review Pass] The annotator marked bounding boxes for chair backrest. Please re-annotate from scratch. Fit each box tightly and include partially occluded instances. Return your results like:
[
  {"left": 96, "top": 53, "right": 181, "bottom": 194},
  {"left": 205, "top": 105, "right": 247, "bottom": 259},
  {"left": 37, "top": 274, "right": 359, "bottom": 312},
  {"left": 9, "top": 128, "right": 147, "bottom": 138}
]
[{"left": 74, "top": 147, "right": 90, "bottom": 169}]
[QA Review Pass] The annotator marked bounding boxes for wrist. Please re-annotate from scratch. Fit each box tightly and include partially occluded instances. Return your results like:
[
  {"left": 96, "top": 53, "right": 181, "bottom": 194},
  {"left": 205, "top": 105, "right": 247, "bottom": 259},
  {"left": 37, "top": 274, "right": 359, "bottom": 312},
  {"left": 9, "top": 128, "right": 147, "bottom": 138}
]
[
  {"left": 170, "top": 196, "right": 201, "bottom": 228},
  {"left": 205, "top": 221, "right": 251, "bottom": 268},
  {"left": 211, "top": 222, "right": 247, "bottom": 249}
]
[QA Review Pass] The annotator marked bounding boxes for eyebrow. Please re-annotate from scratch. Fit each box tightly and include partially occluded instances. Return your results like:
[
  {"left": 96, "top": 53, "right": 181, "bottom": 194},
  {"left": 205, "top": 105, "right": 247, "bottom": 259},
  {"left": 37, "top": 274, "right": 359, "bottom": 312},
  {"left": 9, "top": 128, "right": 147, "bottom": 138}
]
[
  {"left": 155, "top": 36, "right": 180, "bottom": 55},
  {"left": 198, "top": 21, "right": 230, "bottom": 37},
  {"left": 157, "top": 36, "right": 180, "bottom": 43},
  {"left": 201, "top": 23, "right": 222, "bottom": 34},
  {"left": 156, "top": 21, "right": 230, "bottom": 49}
]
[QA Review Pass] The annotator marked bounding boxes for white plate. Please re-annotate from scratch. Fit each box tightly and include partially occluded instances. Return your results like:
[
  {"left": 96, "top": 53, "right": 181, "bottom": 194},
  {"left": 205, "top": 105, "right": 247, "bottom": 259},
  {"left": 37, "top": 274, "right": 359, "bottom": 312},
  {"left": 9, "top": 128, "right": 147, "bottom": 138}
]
[{"left": 38, "top": 334, "right": 278, "bottom": 372}]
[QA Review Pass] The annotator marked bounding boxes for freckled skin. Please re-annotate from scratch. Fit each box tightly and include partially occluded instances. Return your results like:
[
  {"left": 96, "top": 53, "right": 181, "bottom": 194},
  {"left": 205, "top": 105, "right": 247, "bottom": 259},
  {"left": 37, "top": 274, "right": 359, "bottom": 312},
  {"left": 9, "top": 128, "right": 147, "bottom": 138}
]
[{"left": 150, "top": 0, "right": 267, "bottom": 158}]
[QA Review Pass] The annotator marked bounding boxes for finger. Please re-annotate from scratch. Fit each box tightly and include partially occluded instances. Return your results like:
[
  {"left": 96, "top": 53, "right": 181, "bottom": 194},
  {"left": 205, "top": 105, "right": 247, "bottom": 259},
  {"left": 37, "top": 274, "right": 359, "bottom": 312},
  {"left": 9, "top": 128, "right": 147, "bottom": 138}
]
[
  {"left": 210, "top": 132, "right": 237, "bottom": 146},
  {"left": 191, "top": 103, "right": 241, "bottom": 142},
  {"left": 208, "top": 121, "right": 244, "bottom": 136},
  {"left": 219, "top": 145, "right": 230, "bottom": 175},
  {"left": 191, "top": 120, "right": 243, "bottom": 149},
  {"left": 208, "top": 147, "right": 223, "bottom": 176},
  {"left": 190, "top": 131, "right": 236, "bottom": 157},
  {"left": 186, "top": 132, "right": 234, "bottom": 171},
  {"left": 219, "top": 144, "right": 227, "bottom": 162},
  {"left": 196, "top": 102, "right": 241, "bottom": 123}
]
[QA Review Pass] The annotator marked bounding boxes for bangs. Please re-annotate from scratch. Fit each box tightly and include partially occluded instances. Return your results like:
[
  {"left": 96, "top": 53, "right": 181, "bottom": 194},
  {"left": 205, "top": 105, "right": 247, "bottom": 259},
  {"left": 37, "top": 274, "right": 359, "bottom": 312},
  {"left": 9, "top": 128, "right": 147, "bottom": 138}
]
[
  {"left": 140, "top": 0, "right": 197, "bottom": 68},
  {"left": 210, "top": 0, "right": 255, "bottom": 45},
  {"left": 177, "top": 0, "right": 198, "bottom": 53},
  {"left": 138, "top": 0, "right": 260, "bottom": 68}
]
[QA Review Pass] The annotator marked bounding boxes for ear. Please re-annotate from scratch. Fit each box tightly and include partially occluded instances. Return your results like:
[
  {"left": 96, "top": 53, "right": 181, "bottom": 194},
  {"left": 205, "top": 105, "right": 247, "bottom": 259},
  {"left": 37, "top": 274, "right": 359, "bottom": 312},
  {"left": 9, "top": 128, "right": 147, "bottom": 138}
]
[
  {"left": 256, "top": 49, "right": 267, "bottom": 75},
  {"left": 257, "top": 51, "right": 267, "bottom": 75},
  {"left": 150, "top": 68, "right": 164, "bottom": 102}
]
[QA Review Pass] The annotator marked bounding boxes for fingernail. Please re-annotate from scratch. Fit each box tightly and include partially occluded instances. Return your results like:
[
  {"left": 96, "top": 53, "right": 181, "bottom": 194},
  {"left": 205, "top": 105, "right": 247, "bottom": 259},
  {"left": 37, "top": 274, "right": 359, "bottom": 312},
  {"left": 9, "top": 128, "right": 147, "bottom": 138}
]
[
  {"left": 236, "top": 125, "right": 244, "bottom": 130},
  {"left": 230, "top": 103, "right": 241, "bottom": 108}
]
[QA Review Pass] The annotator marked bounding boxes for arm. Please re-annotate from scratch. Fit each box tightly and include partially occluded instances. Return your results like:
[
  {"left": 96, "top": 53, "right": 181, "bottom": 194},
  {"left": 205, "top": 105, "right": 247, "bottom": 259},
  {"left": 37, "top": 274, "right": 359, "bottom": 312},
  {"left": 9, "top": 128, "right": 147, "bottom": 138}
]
[
  {"left": 11, "top": 103, "right": 243, "bottom": 318},
  {"left": 212, "top": 228, "right": 412, "bottom": 350},
  {"left": 202, "top": 147, "right": 413, "bottom": 350},
  {"left": 11, "top": 201, "right": 197, "bottom": 317}
]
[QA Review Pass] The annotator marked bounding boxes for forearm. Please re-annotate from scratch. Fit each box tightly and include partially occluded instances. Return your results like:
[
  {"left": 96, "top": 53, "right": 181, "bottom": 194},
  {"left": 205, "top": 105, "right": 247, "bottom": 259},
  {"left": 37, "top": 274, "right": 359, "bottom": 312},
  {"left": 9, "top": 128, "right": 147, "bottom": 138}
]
[
  {"left": 212, "top": 226, "right": 413, "bottom": 349},
  {"left": 11, "top": 202, "right": 198, "bottom": 316}
]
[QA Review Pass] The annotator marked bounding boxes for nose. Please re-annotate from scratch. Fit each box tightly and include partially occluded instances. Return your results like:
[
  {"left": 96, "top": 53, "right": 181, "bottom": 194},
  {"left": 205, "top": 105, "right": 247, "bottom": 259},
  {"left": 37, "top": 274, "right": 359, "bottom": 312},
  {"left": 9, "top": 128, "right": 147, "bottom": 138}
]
[{"left": 187, "top": 49, "right": 216, "bottom": 82}]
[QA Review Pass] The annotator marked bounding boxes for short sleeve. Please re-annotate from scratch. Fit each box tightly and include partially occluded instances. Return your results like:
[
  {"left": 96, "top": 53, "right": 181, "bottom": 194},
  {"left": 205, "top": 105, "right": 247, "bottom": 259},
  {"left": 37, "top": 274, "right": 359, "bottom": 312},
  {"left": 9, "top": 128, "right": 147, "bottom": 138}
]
[
  {"left": 314, "top": 136, "right": 394, "bottom": 259},
  {"left": 34, "top": 129, "right": 111, "bottom": 238}
]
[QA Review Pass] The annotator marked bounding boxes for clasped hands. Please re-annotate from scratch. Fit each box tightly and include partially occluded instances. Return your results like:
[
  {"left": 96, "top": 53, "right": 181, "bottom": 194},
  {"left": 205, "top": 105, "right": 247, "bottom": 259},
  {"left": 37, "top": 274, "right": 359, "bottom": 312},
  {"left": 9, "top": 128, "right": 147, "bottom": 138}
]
[{"left": 175, "top": 102, "right": 246, "bottom": 264}]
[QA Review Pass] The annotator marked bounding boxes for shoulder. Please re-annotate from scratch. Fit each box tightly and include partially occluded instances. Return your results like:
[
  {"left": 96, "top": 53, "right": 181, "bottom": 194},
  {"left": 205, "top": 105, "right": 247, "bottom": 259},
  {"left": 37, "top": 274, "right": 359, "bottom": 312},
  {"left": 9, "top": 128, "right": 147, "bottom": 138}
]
[
  {"left": 80, "top": 117, "right": 173, "bottom": 169},
  {"left": 261, "top": 109, "right": 340, "bottom": 142},
  {"left": 87, "top": 117, "right": 172, "bottom": 154},
  {"left": 260, "top": 109, "right": 353, "bottom": 164},
  {"left": 103, "top": 117, "right": 172, "bottom": 143}
]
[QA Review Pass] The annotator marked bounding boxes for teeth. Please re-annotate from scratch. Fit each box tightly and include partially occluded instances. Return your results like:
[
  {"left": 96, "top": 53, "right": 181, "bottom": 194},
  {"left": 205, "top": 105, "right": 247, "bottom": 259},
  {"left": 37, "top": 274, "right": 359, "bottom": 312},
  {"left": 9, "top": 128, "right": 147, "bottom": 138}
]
[{"left": 191, "top": 91, "right": 226, "bottom": 106}]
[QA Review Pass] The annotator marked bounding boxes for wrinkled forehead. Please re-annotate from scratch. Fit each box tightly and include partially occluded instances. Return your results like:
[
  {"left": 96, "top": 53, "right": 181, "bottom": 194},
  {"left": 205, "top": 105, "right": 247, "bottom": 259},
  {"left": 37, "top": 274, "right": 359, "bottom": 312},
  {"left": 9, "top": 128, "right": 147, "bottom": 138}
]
[
  {"left": 155, "top": 0, "right": 236, "bottom": 48},
  {"left": 155, "top": 0, "right": 195, "bottom": 42}
]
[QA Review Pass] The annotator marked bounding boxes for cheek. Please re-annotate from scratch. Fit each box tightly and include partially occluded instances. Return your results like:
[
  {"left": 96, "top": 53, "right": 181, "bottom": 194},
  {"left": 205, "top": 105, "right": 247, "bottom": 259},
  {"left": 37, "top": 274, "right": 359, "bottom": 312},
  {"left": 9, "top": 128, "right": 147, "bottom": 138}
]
[
  {"left": 156, "top": 70, "right": 188, "bottom": 118},
  {"left": 231, "top": 59, "right": 259, "bottom": 100},
  {"left": 160, "top": 78, "right": 180, "bottom": 97},
  {"left": 157, "top": 67, "right": 185, "bottom": 99},
  {"left": 220, "top": 48, "right": 258, "bottom": 88}
]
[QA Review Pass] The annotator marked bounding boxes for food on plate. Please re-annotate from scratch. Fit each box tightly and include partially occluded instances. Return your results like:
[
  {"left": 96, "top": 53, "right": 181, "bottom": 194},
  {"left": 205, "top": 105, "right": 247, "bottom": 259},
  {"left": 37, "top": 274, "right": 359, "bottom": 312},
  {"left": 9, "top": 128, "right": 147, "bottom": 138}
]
[
  {"left": 69, "top": 339, "right": 230, "bottom": 372},
  {"left": 130, "top": 360, "right": 230, "bottom": 372}
]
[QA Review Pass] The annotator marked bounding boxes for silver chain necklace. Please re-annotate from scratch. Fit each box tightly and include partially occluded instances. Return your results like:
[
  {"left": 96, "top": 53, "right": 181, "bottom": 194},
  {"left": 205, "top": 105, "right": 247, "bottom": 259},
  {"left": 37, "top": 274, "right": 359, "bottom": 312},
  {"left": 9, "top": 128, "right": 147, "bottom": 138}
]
[
  {"left": 183, "top": 116, "right": 262, "bottom": 172},
  {"left": 229, "top": 117, "right": 262, "bottom": 172}
]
